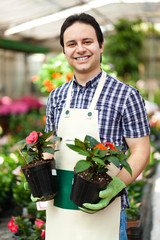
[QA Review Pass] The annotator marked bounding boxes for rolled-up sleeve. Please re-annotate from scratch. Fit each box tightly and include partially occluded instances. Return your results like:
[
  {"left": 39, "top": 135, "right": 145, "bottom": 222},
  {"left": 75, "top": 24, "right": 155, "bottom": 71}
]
[{"left": 122, "top": 89, "right": 150, "bottom": 138}]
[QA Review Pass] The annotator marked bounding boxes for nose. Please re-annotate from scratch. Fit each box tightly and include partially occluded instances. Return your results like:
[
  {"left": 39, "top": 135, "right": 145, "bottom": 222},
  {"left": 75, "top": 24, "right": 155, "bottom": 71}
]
[{"left": 76, "top": 43, "right": 85, "bottom": 53}]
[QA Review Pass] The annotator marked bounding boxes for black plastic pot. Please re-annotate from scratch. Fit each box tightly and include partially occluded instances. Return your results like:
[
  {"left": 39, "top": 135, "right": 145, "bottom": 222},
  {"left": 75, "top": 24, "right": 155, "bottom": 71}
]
[
  {"left": 70, "top": 173, "right": 108, "bottom": 207},
  {"left": 22, "top": 160, "right": 57, "bottom": 201}
]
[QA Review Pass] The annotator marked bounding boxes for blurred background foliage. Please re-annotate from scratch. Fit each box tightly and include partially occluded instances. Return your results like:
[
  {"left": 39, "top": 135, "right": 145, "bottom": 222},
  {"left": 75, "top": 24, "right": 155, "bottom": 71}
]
[
  {"left": 104, "top": 18, "right": 145, "bottom": 82},
  {"left": 0, "top": 18, "right": 160, "bottom": 235}
]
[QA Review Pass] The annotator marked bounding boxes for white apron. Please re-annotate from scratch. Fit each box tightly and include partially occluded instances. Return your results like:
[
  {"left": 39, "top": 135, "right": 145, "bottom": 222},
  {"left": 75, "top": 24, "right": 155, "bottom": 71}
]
[{"left": 46, "top": 71, "right": 121, "bottom": 240}]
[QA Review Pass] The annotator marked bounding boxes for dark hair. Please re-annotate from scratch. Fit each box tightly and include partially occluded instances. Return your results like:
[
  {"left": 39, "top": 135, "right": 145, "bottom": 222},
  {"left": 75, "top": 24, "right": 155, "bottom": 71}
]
[{"left": 60, "top": 13, "right": 103, "bottom": 49}]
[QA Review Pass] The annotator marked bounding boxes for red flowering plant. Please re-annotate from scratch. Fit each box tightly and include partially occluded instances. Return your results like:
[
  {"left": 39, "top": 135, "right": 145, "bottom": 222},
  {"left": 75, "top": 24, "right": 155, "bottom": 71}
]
[
  {"left": 17, "top": 130, "right": 59, "bottom": 164},
  {"left": 17, "top": 130, "right": 60, "bottom": 202},
  {"left": 67, "top": 135, "right": 132, "bottom": 179},
  {"left": 8, "top": 216, "right": 18, "bottom": 233},
  {"left": 8, "top": 216, "right": 46, "bottom": 239}
]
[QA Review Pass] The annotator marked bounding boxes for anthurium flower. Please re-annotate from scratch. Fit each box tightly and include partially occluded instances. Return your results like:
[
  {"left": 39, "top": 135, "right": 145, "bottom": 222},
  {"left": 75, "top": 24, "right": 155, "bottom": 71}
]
[{"left": 35, "top": 219, "right": 44, "bottom": 228}]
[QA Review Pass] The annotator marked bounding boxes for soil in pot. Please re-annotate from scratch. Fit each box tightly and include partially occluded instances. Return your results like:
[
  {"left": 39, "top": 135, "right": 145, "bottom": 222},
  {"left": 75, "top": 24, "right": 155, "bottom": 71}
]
[
  {"left": 70, "top": 168, "right": 112, "bottom": 207},
  {"left": 22, "top": 159, "right": 57, "bottom": 201}
]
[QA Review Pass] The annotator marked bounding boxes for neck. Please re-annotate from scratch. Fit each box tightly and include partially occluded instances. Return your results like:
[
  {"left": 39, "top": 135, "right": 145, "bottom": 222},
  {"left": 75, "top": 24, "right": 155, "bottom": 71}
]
[{"left": 74, "top": 68, "right": 102, "bottom": 86}]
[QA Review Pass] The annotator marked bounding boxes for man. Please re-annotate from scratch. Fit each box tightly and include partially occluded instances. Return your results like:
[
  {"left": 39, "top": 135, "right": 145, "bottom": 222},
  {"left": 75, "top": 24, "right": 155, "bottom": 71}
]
[{"left": 45, "top": 13, "right": 150, "bottom": 240}]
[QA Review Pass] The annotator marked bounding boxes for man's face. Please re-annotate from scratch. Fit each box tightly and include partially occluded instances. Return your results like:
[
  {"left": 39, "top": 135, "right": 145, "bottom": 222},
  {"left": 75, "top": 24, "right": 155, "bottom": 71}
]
[{"left": 63, "top": 22, "right": 103, "bottom": 76}]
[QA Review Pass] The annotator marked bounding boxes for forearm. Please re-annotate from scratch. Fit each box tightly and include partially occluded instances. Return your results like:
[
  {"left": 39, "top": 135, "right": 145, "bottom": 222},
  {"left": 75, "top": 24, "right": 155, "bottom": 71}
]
[
  {"left": 117, "top": 136, "right": 150, "bottom": 186},
  {"left": 43, "top": 135, "right": 55, "bottom": 160}
]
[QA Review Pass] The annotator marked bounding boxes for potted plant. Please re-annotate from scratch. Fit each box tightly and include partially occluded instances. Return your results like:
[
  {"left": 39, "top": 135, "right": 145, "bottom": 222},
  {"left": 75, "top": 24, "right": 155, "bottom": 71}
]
[
  {"left": 67, "top": 135, "right": 132, "bottom": 207},
  {"left": 17, "top": 130, "right": 60, "bottom": 201}
]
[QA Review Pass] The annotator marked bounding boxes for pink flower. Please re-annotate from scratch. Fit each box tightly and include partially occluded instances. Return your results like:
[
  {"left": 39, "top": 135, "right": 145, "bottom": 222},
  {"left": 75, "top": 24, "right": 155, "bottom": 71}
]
[
  {"left": 37, "top": 131, "right": 43, "bottom": 136},
  {"left": 35, "top": 219, "right": 44, "bottom": 228},
  {"left": 9, "top": 101, "right": 29, "bottom": 114},
  {"left": 8, "top": 217, "right": 18, "bottom": 233},
  {"left": 41, "top": 229, "right": 45, "bottom": 238},
  {"left": 0, "top": 104, "right": 10, "bottom": 115},
  {"left": 1, "top": 96, "right": 12, "bottom": 105},
  {"left": 26, "top": 131, "right": 38, "bottom": 144},
  {"left": 8, "top": 219, "right": 14, "bottom": 229},
  {"left": 20, "top": 96, "right": 43, "bottom": 109}
]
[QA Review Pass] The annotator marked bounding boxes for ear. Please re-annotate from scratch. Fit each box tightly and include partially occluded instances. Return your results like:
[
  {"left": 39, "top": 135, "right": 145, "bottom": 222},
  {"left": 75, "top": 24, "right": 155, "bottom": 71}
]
[{"left": 100, "top": 42, "right": 104, "bottom": 53}]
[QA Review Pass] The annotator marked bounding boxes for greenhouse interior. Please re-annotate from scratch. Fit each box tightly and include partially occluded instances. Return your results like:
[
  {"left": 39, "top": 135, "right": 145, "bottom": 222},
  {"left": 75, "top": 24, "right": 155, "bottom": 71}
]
[{"left": 0, "top": 0, "right": 160, "bottom": 239}]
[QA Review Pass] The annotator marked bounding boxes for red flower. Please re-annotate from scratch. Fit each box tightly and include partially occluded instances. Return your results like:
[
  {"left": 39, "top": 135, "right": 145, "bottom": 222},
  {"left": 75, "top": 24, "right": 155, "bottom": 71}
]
[
  {"left": 8, "top": 217, "right": 18, "bottom": 233},
  {"left": 8, "top": 219, "right": 14, "bottom": 229},
  {"left": 35, "top": 219, "right": 44, "bottom": 228},
  {"left": 93, "top": 143, "right": 108, "bottom": 151},
  {"left": 105, "top": 142, "right": 117, "bottom": 151},
  {"left": 41, "top": 229, "right": 45, "bottom": 238},
  {"left": 26, "top": 131, "right": 38, "bottom": 144}
]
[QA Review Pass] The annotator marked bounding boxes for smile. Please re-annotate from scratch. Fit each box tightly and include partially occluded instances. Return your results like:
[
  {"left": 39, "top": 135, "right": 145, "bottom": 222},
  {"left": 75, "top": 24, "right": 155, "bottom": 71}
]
[{"left": 75, "top": 56, "right": 90, "bottom": 61}]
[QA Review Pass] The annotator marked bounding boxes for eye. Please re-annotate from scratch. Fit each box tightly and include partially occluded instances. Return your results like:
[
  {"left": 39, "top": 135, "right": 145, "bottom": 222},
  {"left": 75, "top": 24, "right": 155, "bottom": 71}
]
[
  {"left": 66, "top": 42, "right": 76, "bottom": 47},
  {"left": 83, "top": 39, "right": 93, "bottom": 45}
]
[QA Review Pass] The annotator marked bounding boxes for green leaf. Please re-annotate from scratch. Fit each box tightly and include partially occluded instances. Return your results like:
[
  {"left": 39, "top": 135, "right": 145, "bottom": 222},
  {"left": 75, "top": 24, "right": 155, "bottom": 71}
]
[
  {"left": 66, "top": 144, "right": 90, "bottom": 157},
  {"left": 42, "top": 147, "right": 55, "bottom": 154},
  {"left": 107, "top": 156, "right": 120, "bottom": 168},
  {"left": 99, "top": 149, "right": 107, "bottom": 158},
  {"left": 92, "top": 157, "right": 106, "bottom": 166},
  {"left": 17, "top": 139, "right": 26, "bottom": 145},
  {"left": 75, "top": 160, "right": 91, "bottom": 173},
  {"left": 109, "top": 149, "right": 118, "bottom": 155},
  {"left": 114, "top": 146, "right": 123, "bottom": 151},
  {"left": 84, "top": 135, "right": 100, "bottom": 148},
  {"left": 48, "top": 136, "right": 61, "bottom": 143},
  {"left": 93, "top": 147, "right": 99, "bottom": 155},
  {"left": 120, "top": 159, "right": 132, "bottom": 176},
  {"left": 41, "top": 130, "right": 55, "bottom": 140},
  {"left": 118, "top": 153, "right": 127, "bottom": 160},
  {"left": 75, "top": 138, "right": 85, "bottom": 148}
]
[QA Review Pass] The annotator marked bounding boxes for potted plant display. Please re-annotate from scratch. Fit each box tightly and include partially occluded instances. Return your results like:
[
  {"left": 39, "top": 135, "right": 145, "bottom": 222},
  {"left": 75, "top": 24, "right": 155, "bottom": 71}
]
[
  {"left": 17, "top": 130, "right": 60, "bottom": 201},
  {"left": 67, "top": 135, "right": 132, "bottom": 207}
]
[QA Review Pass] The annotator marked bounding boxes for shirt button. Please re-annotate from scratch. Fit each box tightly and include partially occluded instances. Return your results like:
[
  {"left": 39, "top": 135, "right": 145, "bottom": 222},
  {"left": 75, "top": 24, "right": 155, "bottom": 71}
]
[
  {"left": 88, "top": 112, "right": 92, "bottom": 117},
  {"left": 65, "top": 110, "right": 70, "bottom": 115}
]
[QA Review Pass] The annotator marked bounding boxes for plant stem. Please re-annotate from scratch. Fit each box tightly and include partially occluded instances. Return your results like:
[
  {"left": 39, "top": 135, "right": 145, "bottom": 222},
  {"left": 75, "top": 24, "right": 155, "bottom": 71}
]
[{"left": 17, "top": 147, "right": 28, "bottom": 164}]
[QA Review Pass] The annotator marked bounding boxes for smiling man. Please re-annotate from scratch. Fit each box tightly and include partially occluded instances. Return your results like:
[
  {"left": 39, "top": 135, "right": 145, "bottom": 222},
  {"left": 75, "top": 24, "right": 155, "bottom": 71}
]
[
  {"left": 62, "top": 22, "right": 103, "bottom": 85},
  {"left": 45, "top": 13, "right": 150, "bottom": 240}
]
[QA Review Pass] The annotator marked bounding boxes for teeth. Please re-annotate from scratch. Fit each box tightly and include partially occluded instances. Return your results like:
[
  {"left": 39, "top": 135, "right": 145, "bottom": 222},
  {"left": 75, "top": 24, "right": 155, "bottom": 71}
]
[{"left": 76, "top": 57, "right": 89, "bottom": 61}]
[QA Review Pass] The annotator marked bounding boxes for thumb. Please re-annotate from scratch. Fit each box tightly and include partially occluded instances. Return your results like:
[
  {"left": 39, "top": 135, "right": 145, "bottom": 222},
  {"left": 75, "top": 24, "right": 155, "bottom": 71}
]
[{"left": 99, "top": 188, "right": 112, "bottom": 198}]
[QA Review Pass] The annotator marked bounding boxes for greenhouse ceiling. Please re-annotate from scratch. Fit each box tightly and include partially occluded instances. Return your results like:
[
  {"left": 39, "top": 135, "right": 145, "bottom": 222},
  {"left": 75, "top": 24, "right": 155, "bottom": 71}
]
[{"left": 0, "top": 0, "right": 160, "bottom": 52}]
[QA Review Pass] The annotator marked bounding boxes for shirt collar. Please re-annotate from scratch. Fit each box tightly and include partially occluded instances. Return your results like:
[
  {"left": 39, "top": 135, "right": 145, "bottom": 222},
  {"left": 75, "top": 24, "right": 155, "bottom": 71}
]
[{"left": 72, "top": 70, "right": 102, "bottom": 88}]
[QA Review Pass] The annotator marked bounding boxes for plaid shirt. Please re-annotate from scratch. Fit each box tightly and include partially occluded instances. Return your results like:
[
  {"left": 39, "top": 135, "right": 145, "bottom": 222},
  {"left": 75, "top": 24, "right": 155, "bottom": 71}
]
[{"left": 45, "top": 70, "right": 150, "bottom": 209}]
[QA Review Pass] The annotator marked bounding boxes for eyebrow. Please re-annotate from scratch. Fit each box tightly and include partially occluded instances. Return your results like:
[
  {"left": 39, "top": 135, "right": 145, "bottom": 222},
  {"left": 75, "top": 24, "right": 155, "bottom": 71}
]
[{"left": 65, "top": 38, "right": 94, "bottom": 45}]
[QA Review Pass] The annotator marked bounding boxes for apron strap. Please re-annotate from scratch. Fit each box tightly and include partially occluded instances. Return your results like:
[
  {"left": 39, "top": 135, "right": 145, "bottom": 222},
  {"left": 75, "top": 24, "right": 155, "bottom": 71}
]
[
  {"left": 65, "top": 70, "right": 106, "bottom": 112},
  {"left": 89, "top": 70, "right": 106, "bottom": 111}
]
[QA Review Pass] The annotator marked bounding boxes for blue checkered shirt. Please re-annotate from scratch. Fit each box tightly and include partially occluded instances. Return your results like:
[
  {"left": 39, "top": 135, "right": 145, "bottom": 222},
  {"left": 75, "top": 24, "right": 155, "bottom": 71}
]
[{"left": 45, "top": 70, "right": 150, "bottom": 209}]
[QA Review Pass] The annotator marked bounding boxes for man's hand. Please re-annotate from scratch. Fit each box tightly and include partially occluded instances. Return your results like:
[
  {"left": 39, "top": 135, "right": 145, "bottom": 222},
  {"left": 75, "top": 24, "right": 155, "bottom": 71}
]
[{"left": 79, "top": 176, "right": 126, "bottom": 213}]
